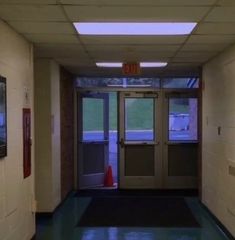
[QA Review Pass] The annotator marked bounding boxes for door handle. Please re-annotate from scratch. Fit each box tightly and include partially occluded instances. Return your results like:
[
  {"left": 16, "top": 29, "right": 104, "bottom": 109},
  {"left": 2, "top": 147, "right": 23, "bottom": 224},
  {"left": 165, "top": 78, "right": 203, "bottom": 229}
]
[{"left": 118, "top": 138, "right": 125, "bottom": 148}]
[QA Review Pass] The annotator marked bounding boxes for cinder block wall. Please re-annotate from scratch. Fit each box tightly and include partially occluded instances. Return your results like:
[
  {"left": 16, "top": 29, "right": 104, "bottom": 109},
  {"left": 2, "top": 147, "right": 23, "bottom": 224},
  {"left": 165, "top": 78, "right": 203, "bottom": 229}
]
[
  {"left": 0, "top": 20, "right": 35, "bottom": 240},
  {"left": 203, "top": 44, "right": 235, "bottom": 237}
]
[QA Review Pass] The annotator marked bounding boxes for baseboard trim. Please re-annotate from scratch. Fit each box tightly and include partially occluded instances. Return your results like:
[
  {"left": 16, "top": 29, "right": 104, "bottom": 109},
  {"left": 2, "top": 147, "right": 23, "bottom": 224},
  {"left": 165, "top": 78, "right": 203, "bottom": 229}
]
[
  {"left": 36, "top": 190, "right": 74, "bottom": 219},
  {"left": 201, "top": 203, "right": 235, "bottom": 240},
  {"left": 31, "top": 234, "right": 36, "bottom": 240}
]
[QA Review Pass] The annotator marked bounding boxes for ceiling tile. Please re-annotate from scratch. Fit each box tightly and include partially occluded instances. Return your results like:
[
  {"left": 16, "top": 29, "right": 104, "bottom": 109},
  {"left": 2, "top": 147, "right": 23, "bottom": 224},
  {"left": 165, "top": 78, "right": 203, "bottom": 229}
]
[
  {"left": 172, "top": 55, "right": 214, "bottom": 63},
  {"left": 169, "top": 62, "right": 201, "bottom": 67},
  {"left": 9, "top": 22, "right": 75, "bottom": 34},
  {"left": 34, "top": 43, "right": 87, "bottom": 58},
  {"left": 0, "top": 0, "right": 56, "bottom": 3},
  {"left": 67, "top": 66, "right": 169, "bottom": 77},
  {"left": 61, "top": 0, "right": 216, "bottom": 6},
  {"left": 205, "top": 7, "right": 235, "bottom": 22},
  {"left": 175, "top": 51, "right": 217, "bottom": 58},
  {"left": 217, "top": 0, "right": 235, "bottom": 6},
  {"left": 55, "top": 57, "right": 94, "bottom": 66},
  {"left": 0, "top": 5, "right": 66, "bottom": 21},
  {"left": 64, "top": 6, "right": 210, "bottom": 21},
  {"left": 196, "top": 23, "right": 235, "bottom": 34},
  {"left": 90, "top": 49, "right": 175, "bottom": 59},
  {"left": 187, "top": 35, "right": 235, "bottom": 44},
  {"left": 86, "top": 44, "right": 180, "bottom": 52},
  {"left": 81, "top": 36, "right": 187, "bottom": 45},
  {"left": 92, "top": 51, "right": 170, "bottom": 62},
  {"left": 25, "top": 34, "right": 79, "bottom": 43},
  {"left": 162, "top": 66, "right": 200, "bottom": 76},
  {"left": 181, "top": 43, "right": 226, "bottom": 52}
]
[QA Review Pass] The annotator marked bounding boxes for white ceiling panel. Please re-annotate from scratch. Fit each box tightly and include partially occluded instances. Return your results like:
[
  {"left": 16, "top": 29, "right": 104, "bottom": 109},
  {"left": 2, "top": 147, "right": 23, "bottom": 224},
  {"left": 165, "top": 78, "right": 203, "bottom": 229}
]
[
  {"left": 34, "top": 43, "right": 88, "bottom": 58},
  {"left": 217, "top": 0, "right": 235, "bottom": 6},
  {"left": 25, "top": 34, "right": 79, "bottom": 44},
  {"left": 0, "top": 0, "right": 57, "bottom": 3},
  {"left": 205, "top": 7, "right": 235, "bottom": 22},
  {"left": 67, "top": 66, "right": 168, "bottom": 77},
  {"left": 196, "top": 23, "right": 235, "bottom": 34},
  {"left": 172, "top": 55, "right": 215, "bottom": 63},
  {"left": 0, "top": 1, "right": 234, "bottom": 76},
  {"left": 67, "top": 66, "right": 126, "bottom": 76},
  {"left": 90, "top": 50, "right": 174, "bottom": 59},
  {"left": 86, "top": 44, "right": 180, "bottom": 52},
  {"left": 67, "top": 66, "right": 199, "bottom": 77},
  {"left": 9, "top": 22, "right": 75, "bottom": 34},
  {"left": 181, "top": 43, "right": 226, "bottom": 52},
  {"left": 165, "top": 64, "right": 200, "bottom": 71},
  {"left": 64, "top": 6, "right": 210, "bottom": 21},
  {"left": 169, "top": 62, "right": 201, "bottom": 68},
  {"left": 93, "top": 52, "right": 169, "bottom": 62},
  {"left": 175, "top": 51, "right": 218, "bottom": 59},
  {"left": 187, "top": 35, "right": 235, "bottom": 44},
  {"left": 61, "top": 0, "right": 216, "bottom": 6},
  {"left": 0, "top": 5, "right": 66, "bottom": 21},
  {"left": 55, "top": 57, "right": 94, "bottom": 66},
  {"left": 81, "top": 36, "right": 187, "bottom": 45}
]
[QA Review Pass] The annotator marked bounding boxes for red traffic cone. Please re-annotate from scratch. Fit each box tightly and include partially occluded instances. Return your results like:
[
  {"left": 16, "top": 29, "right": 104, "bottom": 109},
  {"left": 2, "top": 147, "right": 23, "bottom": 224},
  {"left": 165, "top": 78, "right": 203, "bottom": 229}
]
[{"left": 104, "top": 165, "right": 114, "bottom": 187}]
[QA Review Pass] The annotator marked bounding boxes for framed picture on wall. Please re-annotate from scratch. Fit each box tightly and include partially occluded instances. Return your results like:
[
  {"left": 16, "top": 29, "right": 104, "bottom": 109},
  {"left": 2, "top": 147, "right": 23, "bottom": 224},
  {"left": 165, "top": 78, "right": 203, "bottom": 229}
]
[{"left": 0, "top": 76, "right": 7, "bottom": 158}]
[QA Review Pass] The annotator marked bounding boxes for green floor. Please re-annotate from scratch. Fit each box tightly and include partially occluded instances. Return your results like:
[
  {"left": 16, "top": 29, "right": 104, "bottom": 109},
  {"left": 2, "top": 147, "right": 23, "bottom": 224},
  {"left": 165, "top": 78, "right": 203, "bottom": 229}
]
[{"left": 36, "top": 193, "right": 230, "bottom": 240}]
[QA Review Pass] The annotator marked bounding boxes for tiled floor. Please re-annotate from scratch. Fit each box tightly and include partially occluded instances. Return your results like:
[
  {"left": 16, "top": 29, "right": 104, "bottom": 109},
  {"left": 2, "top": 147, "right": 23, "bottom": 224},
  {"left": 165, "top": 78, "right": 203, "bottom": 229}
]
[{"left": 36, "top": 193, "right": 230, "bottom": 240}]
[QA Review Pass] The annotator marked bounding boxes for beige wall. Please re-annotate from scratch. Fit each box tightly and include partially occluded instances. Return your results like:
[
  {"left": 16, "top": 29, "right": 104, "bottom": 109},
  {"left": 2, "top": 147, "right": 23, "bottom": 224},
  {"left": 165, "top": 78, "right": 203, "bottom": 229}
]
[
  {"left": 203, "top": 44, "right": 235, "bottom": 237},
  {"left": 34, "top": 59, "right": 61, "bottom": 212},
  {"left": 0, "top": 20, "right": 35, "bottom": 240}
]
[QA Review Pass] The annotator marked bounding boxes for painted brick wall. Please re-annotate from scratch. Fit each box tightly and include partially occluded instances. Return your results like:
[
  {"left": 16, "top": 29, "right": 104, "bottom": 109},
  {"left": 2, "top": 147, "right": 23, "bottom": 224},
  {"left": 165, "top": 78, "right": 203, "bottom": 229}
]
[
  {"left": 203, "top": 44, "right": 235, "bottom": 237},
  {"left": 0, "top": 20, "right": 35, "bottom": 240}
]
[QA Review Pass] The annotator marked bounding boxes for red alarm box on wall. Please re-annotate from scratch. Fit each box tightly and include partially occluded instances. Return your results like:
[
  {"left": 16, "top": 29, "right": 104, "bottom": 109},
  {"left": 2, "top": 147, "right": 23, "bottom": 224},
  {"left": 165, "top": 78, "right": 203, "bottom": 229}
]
[{"left": 23, "top": 108, "right": 31, "bottom": 178}]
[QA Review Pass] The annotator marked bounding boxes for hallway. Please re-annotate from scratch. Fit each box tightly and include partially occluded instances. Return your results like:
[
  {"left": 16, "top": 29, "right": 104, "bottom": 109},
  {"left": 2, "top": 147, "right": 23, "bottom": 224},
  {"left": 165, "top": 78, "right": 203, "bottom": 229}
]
[
  {"left": 36, "top": 192, "right": 229, "bottom": 240},
  {"left": 1, "top": 1, "right": 235, "bottom": 240}
]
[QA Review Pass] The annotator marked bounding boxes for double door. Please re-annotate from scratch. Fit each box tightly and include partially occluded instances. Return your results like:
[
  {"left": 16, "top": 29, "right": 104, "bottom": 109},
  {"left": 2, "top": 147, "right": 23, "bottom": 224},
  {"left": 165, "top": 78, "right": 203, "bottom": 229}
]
[
  {"left": 119, "top": 91, "right": 198, "bottom": 189},
  {"left": 77, "top": 90, "right": 199, "bottom": 189}
]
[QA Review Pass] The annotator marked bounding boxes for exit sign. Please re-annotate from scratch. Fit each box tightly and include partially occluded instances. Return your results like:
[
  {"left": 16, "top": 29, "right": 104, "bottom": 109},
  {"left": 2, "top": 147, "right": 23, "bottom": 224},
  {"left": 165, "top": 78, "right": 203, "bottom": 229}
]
[{"left": 122, "top": 63, "right": 141, "bottom": 76}]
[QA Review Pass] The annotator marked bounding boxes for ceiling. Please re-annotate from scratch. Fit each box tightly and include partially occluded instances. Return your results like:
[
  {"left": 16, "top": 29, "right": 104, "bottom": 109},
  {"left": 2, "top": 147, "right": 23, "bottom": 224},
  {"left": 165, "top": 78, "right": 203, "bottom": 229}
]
[{"left": 0, "top": 0, "right": 235, "bottom": 77}]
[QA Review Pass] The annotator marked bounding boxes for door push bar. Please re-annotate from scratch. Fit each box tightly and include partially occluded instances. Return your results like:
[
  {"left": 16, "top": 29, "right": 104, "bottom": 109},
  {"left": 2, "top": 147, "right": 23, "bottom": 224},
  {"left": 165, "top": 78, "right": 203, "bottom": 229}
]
[{"left": 118, "top": 138, "right": 160, "bottom": 148}]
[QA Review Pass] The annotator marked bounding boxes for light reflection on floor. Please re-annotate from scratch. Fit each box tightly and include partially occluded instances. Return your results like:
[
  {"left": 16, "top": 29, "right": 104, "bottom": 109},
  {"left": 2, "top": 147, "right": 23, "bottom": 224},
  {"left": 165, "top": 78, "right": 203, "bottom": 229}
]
[{"left": 36, "top": 194, "right": 230, "bottom": 240}]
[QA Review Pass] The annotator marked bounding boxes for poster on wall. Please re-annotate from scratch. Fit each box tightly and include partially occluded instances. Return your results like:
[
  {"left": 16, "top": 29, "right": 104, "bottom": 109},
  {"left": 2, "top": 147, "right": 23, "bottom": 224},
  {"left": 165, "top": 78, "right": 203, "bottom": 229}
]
[
  {"left": 0, "top": 76, "right": 7, "bottom": 158},
  {"left": 23, "top": 108, "right": 31, "bottom": 178}
]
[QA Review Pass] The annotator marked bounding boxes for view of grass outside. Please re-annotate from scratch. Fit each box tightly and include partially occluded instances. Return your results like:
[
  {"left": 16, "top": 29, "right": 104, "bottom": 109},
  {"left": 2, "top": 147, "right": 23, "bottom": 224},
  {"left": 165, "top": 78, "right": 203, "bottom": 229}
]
[
  {"left": 83, "top": 98, "right": 104, "bottom": 132},
  {"left": 83, "top": 94, "right": 189, "bottom": 131},
  {"left": 125, "top": 98, "right": 153, "bottom": 131}
]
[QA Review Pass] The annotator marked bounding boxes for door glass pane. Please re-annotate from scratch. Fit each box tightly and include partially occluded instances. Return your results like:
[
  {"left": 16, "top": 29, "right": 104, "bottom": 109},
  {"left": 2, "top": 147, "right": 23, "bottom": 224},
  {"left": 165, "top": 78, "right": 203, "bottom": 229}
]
[
  {"left": 83, "top": 98, "right": 104, "bottom": 141},
  {"left": 169, "top": 98, "right": 198, "bottom": 141},
  {"left": 162, "top": 78, "right": 199, "bottom": 89},
  {"left": 125, "top": 98, "right": 154, "bottom": 141},
  {"left": 76, "top": 77, "right": 160, "bottom": 88}
]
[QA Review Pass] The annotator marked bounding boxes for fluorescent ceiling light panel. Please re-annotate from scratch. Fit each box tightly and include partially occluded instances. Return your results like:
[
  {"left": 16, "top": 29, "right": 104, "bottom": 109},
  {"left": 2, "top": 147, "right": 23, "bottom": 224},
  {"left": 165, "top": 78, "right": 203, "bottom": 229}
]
[
  {"left": 74, "top": 22, "right": 197, "bottom": 35},
  {"left": 140, "top": 62, "right": 167, "bottom": 67},
  {"left": 96, "top": 62, "right": 168, "bottom": 68},
  {"left": 96, "top": 62, "right": 122, "bottom": 67}
]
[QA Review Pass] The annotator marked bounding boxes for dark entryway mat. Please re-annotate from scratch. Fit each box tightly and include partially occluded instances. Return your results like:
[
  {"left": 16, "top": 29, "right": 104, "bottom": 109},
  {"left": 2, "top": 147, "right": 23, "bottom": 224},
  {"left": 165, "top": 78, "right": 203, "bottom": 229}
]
[
  {"left": 77, "top": 197, "right": 200, "bottom": 228},
  {"left": 75, "top": 189, "right": 198, "bottom": 197}
]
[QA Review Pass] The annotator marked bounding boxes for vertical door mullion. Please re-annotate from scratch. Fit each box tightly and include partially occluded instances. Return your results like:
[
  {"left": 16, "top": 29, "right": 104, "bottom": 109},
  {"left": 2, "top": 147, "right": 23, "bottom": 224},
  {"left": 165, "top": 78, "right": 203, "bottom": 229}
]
[{"left": 119, "top": 92, "right": 125, "bottom": 188}]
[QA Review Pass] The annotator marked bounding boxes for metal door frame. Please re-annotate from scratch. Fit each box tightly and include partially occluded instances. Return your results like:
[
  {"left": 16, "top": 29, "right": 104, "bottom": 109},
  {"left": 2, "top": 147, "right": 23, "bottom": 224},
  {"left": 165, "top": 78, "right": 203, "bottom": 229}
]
[
  {"left": 74, "top": 87, "right": 200, "bottom": 190},
  {"left": 162, "top": 90, "right": 199, "bottom": 188},
  {"left": 76, "top": 91, "right": 109, "bottom": 189},
  {"left": 118, "top": 91, "right": 162, "bottom": 189}
]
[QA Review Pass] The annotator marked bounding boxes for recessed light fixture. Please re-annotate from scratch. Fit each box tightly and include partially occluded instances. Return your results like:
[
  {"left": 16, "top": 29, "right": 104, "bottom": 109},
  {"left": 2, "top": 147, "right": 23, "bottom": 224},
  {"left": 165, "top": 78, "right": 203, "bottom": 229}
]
[
  {"left": 74, "top": 22, "right": 197, "bottom": 35},
  {"left": 96, "top": 62, "right": 122, "bottom": 67},
  {"left": 140, "top": 62, "right": 167, "bottom": 67},
  {"left": 96, "top": 62, "right": 168, "bottom": 68}
]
